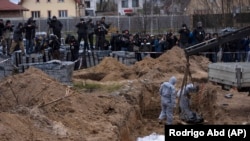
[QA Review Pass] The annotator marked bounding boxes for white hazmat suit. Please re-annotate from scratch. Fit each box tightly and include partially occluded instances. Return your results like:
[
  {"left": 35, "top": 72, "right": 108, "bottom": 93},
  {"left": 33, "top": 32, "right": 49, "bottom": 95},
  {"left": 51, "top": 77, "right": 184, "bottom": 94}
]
[
  {"left": 158, "top": 76, "right": 177, "bottom": 125},
  {"left": 177, "top": 83, "right": 203, "bottom": 123}
]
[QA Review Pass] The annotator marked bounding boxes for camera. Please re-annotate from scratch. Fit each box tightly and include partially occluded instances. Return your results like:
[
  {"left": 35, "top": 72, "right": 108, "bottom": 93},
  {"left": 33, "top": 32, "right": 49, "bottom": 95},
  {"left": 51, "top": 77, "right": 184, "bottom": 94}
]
[{"left": 47, "top": 17, "right": 52, "bottom": 25}]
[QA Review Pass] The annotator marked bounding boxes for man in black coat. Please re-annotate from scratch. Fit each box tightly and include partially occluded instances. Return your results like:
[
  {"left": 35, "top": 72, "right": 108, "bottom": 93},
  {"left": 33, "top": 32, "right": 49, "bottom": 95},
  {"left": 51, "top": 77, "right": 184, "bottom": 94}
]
[
  {"left": 95, "top": 17, "right": 110, "bottom": 50},
  {"left": 193, "top": 21, "right": 206, "bottom": 44},
  {"left": 49, "top": 16, "right": 63, "bottom": 43},
  {"left": 10, "top": 22, "right": 25, "bottom": 55},
  {"left": 178, "top": 24, "right": 190, "bottom": 48},
  {"left": 76, "top": 18, "right": 90, "bottom": 52},
  {"left": 2, "top": 20, "right": 14, "bottom": 55},
  {"left": 68, "top": 35, "right": 80, "bottom": 70},
  {"left": 0, "top": 19, "right": 5, "bottom": 54},
  {"left": 24, "top": 17, "right": 37, "bottom": 54}
]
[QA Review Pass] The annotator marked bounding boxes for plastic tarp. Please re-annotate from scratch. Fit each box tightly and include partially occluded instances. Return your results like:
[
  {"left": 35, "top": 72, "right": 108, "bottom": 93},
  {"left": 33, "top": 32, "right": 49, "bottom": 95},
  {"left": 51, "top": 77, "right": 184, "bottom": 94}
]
[{"left": 137, "top": 133, "right": 165, "bottom": 141}]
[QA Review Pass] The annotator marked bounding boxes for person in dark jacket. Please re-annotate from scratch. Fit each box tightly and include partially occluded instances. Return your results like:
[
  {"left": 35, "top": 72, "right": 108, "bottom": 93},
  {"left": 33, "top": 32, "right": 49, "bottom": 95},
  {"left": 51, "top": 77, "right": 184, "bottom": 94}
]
[
  {"left": 2, "top": 20, "right": 14, "bottom": 55},
  {"left": 95, "top": 17, "right": 110, "bottom": 50},
  {"left": 24, "top": 17, "right": 37, "bottom": 54},
  {"left": 76, "top": 18, "right": 90, "bottom": 52},
  {"left": 49, "top": 16, "right": 63, "bottom": 43},
  {"left": 0, "top": 19, "right": 5, "bottom": 54},
  {"left": 10, "top": 22, "right": 25, "bottom": 55},
  {"left": 86, "top": 18, "right": 95, "bottom": 51},
  {"left": 68, "top": 35, "right": 80, "bottom": 70},
  {"left": 192, "top": 21, "right": 206, "bottom": 44},
  {"left": 48, "top": 34, "right": 61, "bottom": 60},
  {"left": 178, "top": 24, "right": 190, "bottom": 48},
  {"left": 120, "top": 30, "right": 130, "bottom": 51}
]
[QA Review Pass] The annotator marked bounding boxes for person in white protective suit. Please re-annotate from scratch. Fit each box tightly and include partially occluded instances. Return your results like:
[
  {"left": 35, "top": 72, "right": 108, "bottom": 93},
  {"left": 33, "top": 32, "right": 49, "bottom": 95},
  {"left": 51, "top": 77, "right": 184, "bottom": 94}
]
[
  {"left": 177, "top": 83, "right": 204, "bottom": 124},
  {"left": 158, "top": 76, "right": 177, "bottom": 125}
]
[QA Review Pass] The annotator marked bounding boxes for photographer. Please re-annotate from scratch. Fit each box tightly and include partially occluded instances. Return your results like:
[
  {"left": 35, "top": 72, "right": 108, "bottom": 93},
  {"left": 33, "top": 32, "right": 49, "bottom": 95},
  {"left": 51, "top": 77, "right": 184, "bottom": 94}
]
[
  {"left": 75, "top": 18, "right": 90, "bottom": 52},
  {"left": 2, "top": 20, "right": 14, "bottom": 56},
  {"left": 95, "top": 17, "right": 111, "bottom": 50},
  {"left": 48, "top": 16, "right": 63, "bottom": 43},
  {"left": 110, "top": 30, "right": 121, "bottom": 51},
  {"left": 10, "top": 22, "right": 25, "bottom": 56},
  {"left": 68, "top": 35, "right": 80, "bottom": 70},
  {"left": 86, "top": 18, "right": 95, "bottom": 51},
  {"left": 48, "top": 34, "right": 61, "bottom": 60},
  {"left": 120, "top": 29, "right": 130, "bottom": 51},
  {"left": 24, "top": 17, "right": 37, "bottom": 55}
]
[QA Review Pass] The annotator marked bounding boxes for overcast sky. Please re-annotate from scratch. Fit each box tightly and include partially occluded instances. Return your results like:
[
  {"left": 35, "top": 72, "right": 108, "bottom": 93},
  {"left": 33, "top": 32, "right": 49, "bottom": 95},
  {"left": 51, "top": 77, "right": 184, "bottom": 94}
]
[{"left": 10, "top": 0, "right": 19, "bottom": 4}]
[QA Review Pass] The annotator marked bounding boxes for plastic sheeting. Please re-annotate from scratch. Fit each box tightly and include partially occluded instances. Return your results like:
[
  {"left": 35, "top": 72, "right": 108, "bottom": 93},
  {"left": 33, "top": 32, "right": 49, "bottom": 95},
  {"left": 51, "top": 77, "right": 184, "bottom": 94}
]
[{"left": 137, "top": 132, "right": 165, "bottom": 141}]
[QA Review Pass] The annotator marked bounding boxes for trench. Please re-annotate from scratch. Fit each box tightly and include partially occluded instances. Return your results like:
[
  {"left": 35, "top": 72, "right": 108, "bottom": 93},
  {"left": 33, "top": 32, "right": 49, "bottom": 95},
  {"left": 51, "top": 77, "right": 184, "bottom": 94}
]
[{"left": 111, "top": 80, "right": 162, "bottom": 141}]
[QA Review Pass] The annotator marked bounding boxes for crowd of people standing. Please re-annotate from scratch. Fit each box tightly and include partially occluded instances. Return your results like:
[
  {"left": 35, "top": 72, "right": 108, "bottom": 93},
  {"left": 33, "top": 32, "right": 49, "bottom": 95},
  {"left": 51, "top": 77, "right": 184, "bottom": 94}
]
[{"left": 1, "top": 17, "right": 250, "bottom": 63}]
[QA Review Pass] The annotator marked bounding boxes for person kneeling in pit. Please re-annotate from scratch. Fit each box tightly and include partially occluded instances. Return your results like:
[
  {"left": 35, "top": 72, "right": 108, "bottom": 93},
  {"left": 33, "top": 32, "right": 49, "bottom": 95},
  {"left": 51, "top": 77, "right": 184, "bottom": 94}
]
[{"left": 177, "top": 83, "right": 204, "bottom": 124}]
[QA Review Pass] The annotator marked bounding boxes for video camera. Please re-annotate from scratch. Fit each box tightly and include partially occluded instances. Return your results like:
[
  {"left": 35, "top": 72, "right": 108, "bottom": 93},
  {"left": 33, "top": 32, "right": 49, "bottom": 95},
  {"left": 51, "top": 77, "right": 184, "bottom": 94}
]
[{"left": 47, "top": 17, "right": 52, "bottom": 26}]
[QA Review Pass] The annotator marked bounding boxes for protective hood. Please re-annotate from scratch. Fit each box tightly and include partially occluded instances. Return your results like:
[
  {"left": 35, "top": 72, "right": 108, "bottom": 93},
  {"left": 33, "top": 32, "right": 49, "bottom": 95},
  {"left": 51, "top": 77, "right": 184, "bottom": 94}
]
[{"left": 169, "top": 76, "right": 176, "bottom": 85}]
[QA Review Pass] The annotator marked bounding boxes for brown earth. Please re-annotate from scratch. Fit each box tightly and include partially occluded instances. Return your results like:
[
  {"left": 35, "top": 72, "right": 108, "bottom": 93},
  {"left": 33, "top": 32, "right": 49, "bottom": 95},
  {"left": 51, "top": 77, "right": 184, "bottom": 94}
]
[{"left": 0, "top": 46, "right": 249, "bottom": 141}]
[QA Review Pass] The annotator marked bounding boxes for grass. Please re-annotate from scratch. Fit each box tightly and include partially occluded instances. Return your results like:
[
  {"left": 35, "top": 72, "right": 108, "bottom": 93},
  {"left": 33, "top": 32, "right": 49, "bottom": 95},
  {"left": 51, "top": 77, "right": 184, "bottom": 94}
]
[{"left": 73, "top": 81, "right": 122, "bottom": 93}]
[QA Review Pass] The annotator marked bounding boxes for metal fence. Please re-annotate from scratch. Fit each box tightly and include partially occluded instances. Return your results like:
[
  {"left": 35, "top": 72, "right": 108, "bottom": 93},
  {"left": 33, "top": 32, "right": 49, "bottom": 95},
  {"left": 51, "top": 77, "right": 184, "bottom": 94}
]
[
  {"left": 6, "top": 13, "right": 250, "bottom": 37},
  {"left": 7, "top": 15, "right": 191, "bottom": 36}
]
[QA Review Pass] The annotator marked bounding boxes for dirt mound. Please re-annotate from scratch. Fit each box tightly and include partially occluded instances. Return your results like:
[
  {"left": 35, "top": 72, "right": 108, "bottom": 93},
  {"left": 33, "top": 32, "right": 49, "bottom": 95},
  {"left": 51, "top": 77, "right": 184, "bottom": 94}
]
[
  {"left": 0, "top": 67, "right": 139, "bottom": 141},
  {"left": 73, "top": 57, "right": 136, "bottom": 81},
  {"left": 74, "top": 46, "right": 210, "bottom": 82},
  {"left": 0, "top": 67, "right": 67, "bottom": 111},
  {"left": 190, "top": 82, "right": 218, "bottom": 123}
]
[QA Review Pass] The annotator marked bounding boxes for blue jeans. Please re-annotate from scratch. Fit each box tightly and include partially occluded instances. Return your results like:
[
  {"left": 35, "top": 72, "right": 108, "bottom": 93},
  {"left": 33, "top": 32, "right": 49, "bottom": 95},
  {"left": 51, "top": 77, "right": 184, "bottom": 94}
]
[
  {"left": 26, "top": 39, "right": 34, "bottom": 54},
  {"left": 121, "top": 47, "right": 128, "bottom": 51}
]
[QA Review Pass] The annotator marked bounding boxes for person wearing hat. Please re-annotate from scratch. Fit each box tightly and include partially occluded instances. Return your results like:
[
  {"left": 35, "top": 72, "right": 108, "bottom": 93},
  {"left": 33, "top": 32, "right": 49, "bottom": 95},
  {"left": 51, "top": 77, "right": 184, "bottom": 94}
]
[
  {"left": 158, "top": 76, "right": 177, "bottom": 125},
  {"left": 10, "top": 22, "right": 25, "bottom": 56},
  {"left": 97, "top": 16, "right": 111, "bottom": 50},
  {"left": 76, "top": 18, "right": 90, "bottom": 52},
  {"left": 2, "top": 20, "right": 14, "bottom": 55},
  {"left": 49, "top": 16, "right": 63, "bottom": 43}
]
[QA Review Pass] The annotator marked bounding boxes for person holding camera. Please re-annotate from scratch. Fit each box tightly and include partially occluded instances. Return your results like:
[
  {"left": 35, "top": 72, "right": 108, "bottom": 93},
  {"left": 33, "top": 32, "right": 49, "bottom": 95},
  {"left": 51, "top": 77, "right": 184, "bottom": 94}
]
[
  {"left": 86, "top": 18, "right": 95, "bottom": 51},
  {"left": 95, "top": 17, "right": 110, "bottom": 50},
  {"left": 10, "top": 22, "right": 25, "bottom": 56},
  {"left": 48, "top": 34, "right": 61, "bottom": 60},
  {"left": 76, "top": 18, "right": 90, "bottom": 52},
  {"left": 68, "top": 35, "right": 80, "bottom": 70},
  {"left": 48, "top": 16, "right": 63, "bottom": 43},
  {"left": 2, "top": 20, "right": 14, "bottom": 56},
  {"left": 24, "top": 17, "right": 37, "bottom": 55}
]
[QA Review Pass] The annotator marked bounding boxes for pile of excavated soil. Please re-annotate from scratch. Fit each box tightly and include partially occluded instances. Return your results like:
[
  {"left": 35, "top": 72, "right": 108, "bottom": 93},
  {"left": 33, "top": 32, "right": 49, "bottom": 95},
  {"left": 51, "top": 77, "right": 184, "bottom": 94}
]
[
  {"left": 0, "top": 67, "right": 142, "bottom": 141},
  {"left": 0, "top": 46, "right": 249, "bottom": 141},
  {"left": 73, "top": 46, "right": 210, "bottom": 83}
]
